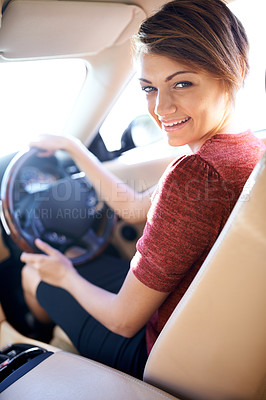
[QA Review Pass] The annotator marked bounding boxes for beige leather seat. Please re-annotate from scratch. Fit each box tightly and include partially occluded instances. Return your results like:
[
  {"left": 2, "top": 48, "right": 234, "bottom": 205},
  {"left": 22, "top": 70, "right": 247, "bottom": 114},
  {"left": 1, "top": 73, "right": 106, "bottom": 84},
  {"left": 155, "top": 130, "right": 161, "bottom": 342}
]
[
  {"left": 144, "top": 151, "right": 266, "bottom": 400},
  {"left": 1, "top": 151, "right": 266, "bottom": 400}
]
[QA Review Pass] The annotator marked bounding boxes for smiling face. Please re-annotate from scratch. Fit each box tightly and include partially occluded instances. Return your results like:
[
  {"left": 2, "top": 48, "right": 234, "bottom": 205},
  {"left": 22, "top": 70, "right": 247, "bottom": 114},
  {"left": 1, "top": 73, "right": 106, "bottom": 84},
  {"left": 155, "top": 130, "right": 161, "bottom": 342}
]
[{"left": 138, "top": 53, "right": 232, "bottom": 152}]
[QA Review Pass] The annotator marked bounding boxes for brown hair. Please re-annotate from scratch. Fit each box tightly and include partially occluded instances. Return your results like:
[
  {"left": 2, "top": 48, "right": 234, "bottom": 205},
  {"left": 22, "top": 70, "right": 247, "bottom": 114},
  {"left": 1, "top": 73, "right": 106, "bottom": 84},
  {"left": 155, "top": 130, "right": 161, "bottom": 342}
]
[{"left": 134, "top": 0, "right": 249, "bottom": 101}]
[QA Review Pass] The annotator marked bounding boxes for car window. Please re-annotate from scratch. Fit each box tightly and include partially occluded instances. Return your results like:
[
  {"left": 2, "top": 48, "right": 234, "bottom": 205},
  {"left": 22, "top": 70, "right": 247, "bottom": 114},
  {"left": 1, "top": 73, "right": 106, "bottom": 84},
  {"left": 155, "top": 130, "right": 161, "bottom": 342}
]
[
  {"left": 100, "top": 0, "right": 265, "bottom": 153},
  {"left": 0, "top": 58, "right": 86, "bottom": 156}
]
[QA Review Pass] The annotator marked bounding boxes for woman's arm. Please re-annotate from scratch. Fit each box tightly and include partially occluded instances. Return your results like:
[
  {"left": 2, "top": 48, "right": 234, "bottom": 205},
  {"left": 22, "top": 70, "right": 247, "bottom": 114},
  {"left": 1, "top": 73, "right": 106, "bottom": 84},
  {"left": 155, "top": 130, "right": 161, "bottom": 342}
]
[
  {"left": 21, "top": 239, "right": 168, "bottom": 337},
  {"left": 30, "top": 134, "right": 154, "bottom": 224}
]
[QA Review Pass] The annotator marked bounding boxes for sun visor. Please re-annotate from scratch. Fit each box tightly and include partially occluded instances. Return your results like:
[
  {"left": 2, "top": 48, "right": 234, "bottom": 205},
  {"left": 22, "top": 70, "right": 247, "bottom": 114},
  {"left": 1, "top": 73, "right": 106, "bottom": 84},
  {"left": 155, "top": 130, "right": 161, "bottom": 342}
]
[{"left": 0, "top": 1, "right": 145, "bottom": 60}]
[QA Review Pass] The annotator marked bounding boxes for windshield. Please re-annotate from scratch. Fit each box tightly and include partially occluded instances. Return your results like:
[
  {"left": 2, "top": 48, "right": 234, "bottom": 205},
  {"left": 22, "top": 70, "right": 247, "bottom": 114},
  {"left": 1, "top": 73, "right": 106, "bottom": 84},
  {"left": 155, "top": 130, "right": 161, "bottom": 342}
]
[{"left": 0, "top": 58, "right": 86, "bottom": 156}]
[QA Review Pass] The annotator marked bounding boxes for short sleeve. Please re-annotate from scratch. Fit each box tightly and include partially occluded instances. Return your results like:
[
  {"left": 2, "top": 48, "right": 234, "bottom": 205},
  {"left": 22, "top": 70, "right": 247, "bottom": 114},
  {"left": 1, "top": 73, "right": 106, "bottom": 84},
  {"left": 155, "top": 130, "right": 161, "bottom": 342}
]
[{"left": 131, "top": 154, "right": 231, "bottom": 292}]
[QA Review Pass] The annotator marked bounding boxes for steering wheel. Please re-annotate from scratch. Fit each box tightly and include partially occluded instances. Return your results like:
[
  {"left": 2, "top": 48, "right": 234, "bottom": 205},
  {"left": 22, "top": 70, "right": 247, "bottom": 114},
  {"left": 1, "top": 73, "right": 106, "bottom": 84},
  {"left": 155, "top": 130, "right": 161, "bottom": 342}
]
[{"left": 1, "top": 147, "right": 116, "bottom": 266}]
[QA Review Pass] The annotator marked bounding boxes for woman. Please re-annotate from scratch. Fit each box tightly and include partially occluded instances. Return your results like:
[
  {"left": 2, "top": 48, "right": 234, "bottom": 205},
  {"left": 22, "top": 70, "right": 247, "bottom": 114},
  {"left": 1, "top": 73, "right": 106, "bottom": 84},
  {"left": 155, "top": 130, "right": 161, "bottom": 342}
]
[{"left": 20, "top": 0, "right": 265, "bottom": 379}]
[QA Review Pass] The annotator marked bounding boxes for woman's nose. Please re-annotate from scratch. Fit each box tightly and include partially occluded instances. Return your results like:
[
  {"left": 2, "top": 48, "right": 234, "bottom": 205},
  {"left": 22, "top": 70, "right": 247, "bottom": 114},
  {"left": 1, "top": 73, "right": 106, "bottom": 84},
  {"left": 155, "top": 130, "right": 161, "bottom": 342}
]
[{"left": 154, "top": 90, "right": 177, "bottom": 117}]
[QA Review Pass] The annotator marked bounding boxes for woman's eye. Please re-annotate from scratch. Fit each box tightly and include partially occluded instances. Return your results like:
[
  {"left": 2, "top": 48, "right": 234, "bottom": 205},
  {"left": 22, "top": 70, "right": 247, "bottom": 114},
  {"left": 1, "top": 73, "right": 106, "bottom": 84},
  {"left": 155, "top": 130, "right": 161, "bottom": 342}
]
[
  {"left": 174, "top": 81, "right": 193, "bottom": 89},
  {"left": 141, "top": 86, "right": 157, "bottom": 93}
]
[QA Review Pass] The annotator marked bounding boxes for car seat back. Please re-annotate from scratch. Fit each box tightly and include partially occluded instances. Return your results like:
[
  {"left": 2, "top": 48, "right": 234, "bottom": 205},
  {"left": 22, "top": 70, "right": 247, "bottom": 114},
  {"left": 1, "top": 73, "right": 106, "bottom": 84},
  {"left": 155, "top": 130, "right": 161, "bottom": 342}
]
[{"left": 144, "top": 152, "right": 266, "bottom": 400}]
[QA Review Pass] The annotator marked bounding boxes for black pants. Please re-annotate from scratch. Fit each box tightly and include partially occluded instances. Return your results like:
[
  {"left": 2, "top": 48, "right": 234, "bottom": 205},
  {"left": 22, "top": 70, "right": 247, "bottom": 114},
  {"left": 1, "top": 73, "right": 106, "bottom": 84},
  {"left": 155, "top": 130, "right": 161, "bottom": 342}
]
[{"left": 36, "top": 254, "right": 148, "bottom": 379}]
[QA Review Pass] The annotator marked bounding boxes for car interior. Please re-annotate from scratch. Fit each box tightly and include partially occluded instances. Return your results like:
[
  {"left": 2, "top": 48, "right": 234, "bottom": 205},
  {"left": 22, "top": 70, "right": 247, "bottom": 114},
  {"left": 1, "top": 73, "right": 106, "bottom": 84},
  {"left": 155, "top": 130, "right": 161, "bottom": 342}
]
[{"left": 0, "top": 0, "right": 265, "bottom": 399}]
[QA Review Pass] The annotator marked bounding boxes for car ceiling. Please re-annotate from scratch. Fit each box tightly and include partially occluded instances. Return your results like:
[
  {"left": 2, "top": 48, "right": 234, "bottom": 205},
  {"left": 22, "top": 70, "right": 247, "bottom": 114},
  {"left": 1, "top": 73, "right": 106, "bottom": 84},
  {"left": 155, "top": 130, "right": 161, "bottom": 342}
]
[
  {"left": 0, "top": 0, "right": 234, "bottom": 22},
  {"left": 0, "top": 0, "right": 235, "bottom": 61},
  {"left": 0, "top": 0, "right": 166, "bottom": 18}
]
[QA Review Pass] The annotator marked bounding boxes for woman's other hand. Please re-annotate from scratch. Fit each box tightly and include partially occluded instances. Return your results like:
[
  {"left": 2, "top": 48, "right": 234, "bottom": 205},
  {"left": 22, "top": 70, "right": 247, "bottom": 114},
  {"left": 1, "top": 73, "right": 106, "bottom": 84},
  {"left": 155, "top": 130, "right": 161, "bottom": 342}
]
[{"left": 20, "top": 238, "right": 77, "bottom": 289}]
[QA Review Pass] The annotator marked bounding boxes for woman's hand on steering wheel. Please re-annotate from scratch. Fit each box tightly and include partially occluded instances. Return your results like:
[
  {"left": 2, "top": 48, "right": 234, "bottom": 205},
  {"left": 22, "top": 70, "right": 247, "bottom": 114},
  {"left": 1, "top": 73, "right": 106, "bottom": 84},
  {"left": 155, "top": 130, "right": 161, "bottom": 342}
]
[
  {"left": 21, "top": 238, "right": 77, "bottom": 289},
  {"left": 29, "top": 134, "right": 81, "bottom": 157}
]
